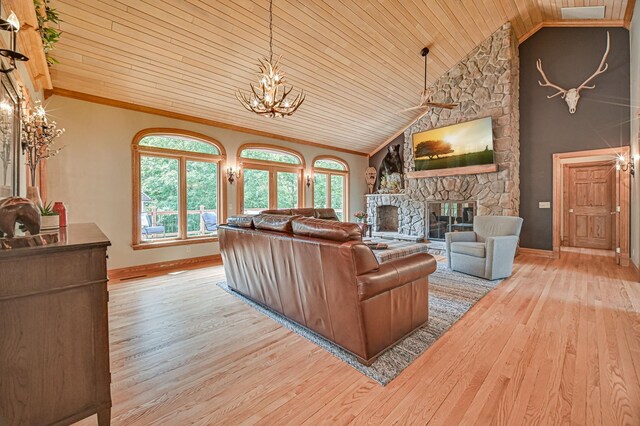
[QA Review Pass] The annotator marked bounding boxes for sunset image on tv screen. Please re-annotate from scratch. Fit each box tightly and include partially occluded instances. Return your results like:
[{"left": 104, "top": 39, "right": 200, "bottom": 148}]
[{"left": 412, "top": 117, "right": 494, "bottom": 171}]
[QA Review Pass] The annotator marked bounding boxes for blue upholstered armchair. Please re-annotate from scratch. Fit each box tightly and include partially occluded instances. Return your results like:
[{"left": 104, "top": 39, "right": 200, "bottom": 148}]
[
  {"left": 445, "top": 216, "right": 523, "bottom": 280},
  {"left": 140, "top": 213, "right": 165, "bottom": 237},
  {"left": 201, "top": 211, "right": 218, "bottom": 232}
]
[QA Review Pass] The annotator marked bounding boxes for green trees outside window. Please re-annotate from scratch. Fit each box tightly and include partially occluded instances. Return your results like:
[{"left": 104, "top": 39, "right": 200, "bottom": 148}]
[
  {"left": 135, "top": 132, "right": 224, "bottom": 246},
  {"left": 239, "top": 146, "right": 303, "bottom": 214},
  {"left": 312, "top": 157, "right": 349, "bottom": 221}
]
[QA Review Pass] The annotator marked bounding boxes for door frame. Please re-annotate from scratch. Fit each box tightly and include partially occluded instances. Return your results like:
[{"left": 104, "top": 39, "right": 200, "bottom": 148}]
[
  {"left": 552, "top": 146, "right": 630, "bottom": 265},
  {"left": 563, "top": 160, "right": 615, "bottom": 250}
]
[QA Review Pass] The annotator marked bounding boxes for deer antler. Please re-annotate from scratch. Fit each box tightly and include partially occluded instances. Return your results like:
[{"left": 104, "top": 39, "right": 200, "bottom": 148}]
[
  {"left": 536, "top": 59, "right": 567, "bottom": 99},
  {"left": 577, "top": 31, "right": 610, "bottom": 92}
]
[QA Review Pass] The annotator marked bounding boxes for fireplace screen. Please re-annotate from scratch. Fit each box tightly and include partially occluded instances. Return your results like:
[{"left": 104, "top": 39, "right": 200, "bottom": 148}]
[{"left": 427, "top": 201, "right": 476, "bottom": 241}]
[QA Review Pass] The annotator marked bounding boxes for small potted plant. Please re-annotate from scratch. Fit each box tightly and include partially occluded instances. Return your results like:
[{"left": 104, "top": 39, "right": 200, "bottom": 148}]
[
  {"left": 39, "top": 201, "right": 60, "bottom": 231},
  {"left": 353, "top": 210, "right": 367, "bottom": 223}
]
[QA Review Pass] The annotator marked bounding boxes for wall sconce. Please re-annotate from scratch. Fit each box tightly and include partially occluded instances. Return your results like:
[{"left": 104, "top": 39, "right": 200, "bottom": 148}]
[
  {"left": 306, "top": 175, "right": 312, "bottom": 188},
  {"left": 0, "top": 9, "right": 29, "bottom": 74},
  {"left": 616, "top": 154, "right": 639, "bottom": 177},
  {"left": 226, "top": 167, "right": 238, "bottom": 184}
]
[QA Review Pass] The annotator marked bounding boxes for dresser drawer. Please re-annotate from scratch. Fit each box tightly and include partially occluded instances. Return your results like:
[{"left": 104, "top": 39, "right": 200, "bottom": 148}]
[{"left": 0, "top": 247, "right": 107, "bottom": 300}]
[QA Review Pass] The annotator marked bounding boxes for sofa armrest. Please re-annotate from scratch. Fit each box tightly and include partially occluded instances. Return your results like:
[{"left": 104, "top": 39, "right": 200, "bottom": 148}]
[
  {"left": 485, "top": 235, "right": 519, "bottom": 280},
  {"left": 357, "top": 253, "right": 436, "bottom": 301},
  {"left": 445, "top": 231, "right": 476, "bottom": 267}
]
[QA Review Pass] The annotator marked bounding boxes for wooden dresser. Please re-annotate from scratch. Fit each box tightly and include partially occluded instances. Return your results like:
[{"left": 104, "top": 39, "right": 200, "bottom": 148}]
[{"left": 0, "top": 223, "right": 112, "bottom": 426}]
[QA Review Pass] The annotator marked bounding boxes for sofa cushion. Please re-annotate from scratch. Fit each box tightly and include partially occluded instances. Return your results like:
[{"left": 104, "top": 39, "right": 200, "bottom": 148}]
[
  {"left": 227, "top": 215, "right": 254, "bottom": 228},
  {"left": 253, "top": 214, "right": 297, "bottom": 233},
  {"left": 292, "top": 217, "right": 361, "bottom": 242},
  {"left": 450, "top": 241, "right": 486, "bottom": 258},
  {"left": 314, "top": 208, "right": 339, "bottom": 221},
  {"left": 260, "top": 209, "right": 292, "bottom": 215},
  {"left": 290, "top": 208, "right": 316, "bottom": 217}
]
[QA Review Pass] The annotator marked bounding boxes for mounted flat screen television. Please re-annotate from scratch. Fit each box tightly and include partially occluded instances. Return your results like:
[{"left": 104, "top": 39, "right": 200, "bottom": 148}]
[{"left": 412, "top": 117, "right": 494, "bottom": 173}]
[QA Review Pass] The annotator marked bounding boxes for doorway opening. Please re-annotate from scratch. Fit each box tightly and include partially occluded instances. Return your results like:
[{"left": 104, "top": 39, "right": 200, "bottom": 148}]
[{"left": 553, "top": 147, "right": 631, "bottom": 266}]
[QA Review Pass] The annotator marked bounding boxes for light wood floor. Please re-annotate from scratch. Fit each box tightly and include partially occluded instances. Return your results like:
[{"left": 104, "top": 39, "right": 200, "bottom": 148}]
[{"left": 77, "top": 249, "right": 640, "bottom": 425}]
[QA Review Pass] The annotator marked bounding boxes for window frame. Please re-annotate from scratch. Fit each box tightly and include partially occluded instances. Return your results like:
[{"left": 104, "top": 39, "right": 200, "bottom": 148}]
[
  {"left": 132, "top": 128, "right": 226, "bottom": 250},
  {"left": 236, "top": 143, "right": 305, "bottom": 213},
  {"left": 311, "top": 155, "right": 350, "bottom": 222}
]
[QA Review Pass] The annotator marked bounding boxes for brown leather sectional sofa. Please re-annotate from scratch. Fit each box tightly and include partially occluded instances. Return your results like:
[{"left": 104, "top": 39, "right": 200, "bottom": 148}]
[
  {"left": 219, "top": 213, "right": 437, "bottom": 365},
  {"left": 260, "top": 207, "right": 340, "bottom": 220},
  {"left": 261, "top": 207, "right": 370, "bottom": 235}
]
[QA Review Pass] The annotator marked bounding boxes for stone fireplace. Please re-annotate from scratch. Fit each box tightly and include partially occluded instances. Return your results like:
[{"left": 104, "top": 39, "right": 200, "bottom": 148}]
[
  {"left": 366, "top": 194, "right": 425, "bottom": 239},
  {"left": 365, "top": 23, "right": 520, "bottom": 243},
  {"left": 376, "top": 205, "right": 399, "bottom": 232}
]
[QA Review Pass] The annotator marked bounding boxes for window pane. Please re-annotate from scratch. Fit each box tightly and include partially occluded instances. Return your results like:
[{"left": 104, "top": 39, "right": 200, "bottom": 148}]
[
  {"left": 241, "top": 148, "right": 299, "bottom": 164},
  {"left": 187, "top": 160, "right": 218, "bottom": 237},
  {"left": 313, "top": 173, "right": 328, "bottom": 209},
  {"left": 330, "top": 175, "right": 345, "bottom": 221},
  {"left": 277, "top": 171, "right": 298, "bottom": 209},
  {"left": 314, "top": 159, "right": 346, "bottom": 171},
  {"left": 140, "top": 156, "right": 179, "bottom": 240},
  {"left": 243, "top": 168, "right": 269, "bottom": 214},
  {"left": 139, "top": 135, "right": 219, "bottom": 155}
]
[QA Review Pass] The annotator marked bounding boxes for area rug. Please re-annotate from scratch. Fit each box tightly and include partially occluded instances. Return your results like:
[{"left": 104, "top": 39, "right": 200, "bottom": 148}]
[{"left": 216, "top": 262, "right": 501, "bottom": 385}]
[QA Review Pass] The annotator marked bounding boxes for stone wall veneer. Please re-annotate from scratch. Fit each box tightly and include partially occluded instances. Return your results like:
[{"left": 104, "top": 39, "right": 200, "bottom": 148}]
[
  {"left": 367, "top": 23, "right": 520, "bottom": 239},
  {"left": 403, "top": 23, "right": 520, "bottom": 234}
]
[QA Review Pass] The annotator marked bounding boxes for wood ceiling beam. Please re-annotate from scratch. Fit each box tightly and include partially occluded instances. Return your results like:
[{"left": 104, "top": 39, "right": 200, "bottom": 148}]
[
  {"left": 3, "top": 0, "right": 52, "bottom": 90},
  {"left": 49, "top": 88, "right": 368, "bottom": 157},
  {"left": 518, "top": 19, "right": 627, "bottom": 44},
  {"left": 624, "top": 0, "right": 637, "bottom": 28}
]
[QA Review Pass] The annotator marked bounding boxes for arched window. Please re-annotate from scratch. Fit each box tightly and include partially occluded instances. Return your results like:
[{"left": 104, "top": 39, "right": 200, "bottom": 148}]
[
  {"left": 132, "top": 129, "right": 226, "bottom": 248},
  {"left": 237, "top": 144, "right": 304, "bottom": 214},
  {"left": 312, "top": 156, "right": 349, "bottom": 221}
]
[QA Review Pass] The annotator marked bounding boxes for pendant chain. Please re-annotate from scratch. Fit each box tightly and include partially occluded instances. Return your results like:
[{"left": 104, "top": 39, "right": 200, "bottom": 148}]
[{"left": 269, "top": 0, "right": 273, "bottom": 63}]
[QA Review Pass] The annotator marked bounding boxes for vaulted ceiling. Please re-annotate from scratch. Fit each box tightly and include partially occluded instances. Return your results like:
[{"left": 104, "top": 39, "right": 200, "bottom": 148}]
[{"left": 49, "top": 0, "right": 633, "bottom": 154}]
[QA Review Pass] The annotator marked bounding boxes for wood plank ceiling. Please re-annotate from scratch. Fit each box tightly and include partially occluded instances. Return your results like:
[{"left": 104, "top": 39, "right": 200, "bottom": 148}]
[{"left": 49, "top": 0, "right": 631, "bottom": 154}]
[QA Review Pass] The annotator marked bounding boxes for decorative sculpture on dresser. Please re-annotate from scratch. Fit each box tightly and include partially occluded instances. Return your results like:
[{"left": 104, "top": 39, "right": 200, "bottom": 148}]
[
  {"left": 0, "top": 197, "right": 41, "bottom": 238},
  {"left": 536, "top": 32, "right": 610, "bottom": 114}
]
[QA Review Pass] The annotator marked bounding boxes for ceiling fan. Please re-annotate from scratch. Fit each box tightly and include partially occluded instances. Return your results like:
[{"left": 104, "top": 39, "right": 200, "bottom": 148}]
[{"left": 398, "top": 47, "right": 458, "bottom": 114}]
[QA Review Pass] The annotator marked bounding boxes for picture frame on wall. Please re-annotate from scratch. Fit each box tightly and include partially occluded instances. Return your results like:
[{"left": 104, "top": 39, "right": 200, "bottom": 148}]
[{"left": 0, "top": 72, "right": 21, "bottom": 198}]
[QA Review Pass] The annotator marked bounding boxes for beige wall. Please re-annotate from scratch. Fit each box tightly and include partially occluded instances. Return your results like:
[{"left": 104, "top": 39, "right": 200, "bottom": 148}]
[
  {"left": 45, "top": 96, "right": 368, "bottom": 269},
  {"left": 631, "top": 3, "right": 640, "bottom": 268}
]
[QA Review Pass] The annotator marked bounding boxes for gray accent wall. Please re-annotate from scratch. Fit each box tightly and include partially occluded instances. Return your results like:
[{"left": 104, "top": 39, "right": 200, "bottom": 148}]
[{"left": 519, "top": 27, "right": 630, "bottom": 250}]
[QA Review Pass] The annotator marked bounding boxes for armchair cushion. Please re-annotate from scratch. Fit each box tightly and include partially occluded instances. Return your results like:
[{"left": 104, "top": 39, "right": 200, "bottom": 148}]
[
  {"left": 450, "top": 241, "right": 486, "bottom": 258},
  {"left": 445, "top": 231, "right": 477, "bottom": 243},
  {"left": 474, "top": 216, "right": 523, "bottom": 242}
]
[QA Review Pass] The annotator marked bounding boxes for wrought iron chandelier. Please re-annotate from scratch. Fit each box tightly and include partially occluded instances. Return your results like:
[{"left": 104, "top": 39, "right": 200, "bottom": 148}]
[{"left": 236, "top": 0, "right": 304, "bottom": 118}]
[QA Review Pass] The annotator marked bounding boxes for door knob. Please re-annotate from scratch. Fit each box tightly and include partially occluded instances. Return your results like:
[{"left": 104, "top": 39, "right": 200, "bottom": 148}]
[{"left": 569, "top": 209, "right": 574, "bottom": 213}]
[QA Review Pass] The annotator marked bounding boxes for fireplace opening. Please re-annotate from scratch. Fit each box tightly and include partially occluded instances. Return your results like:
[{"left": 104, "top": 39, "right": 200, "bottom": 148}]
[
  {"left": 427, "top": 201, "right": 476, "bottom": 241},
  {"left": 376, "top": 205, "right": 399, "bottom": 232}
]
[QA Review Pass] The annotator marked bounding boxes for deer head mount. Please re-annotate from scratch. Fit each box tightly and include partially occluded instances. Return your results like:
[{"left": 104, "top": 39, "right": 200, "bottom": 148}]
[{"left": 535, "top": 32, "right": 610, "bottom": 114}]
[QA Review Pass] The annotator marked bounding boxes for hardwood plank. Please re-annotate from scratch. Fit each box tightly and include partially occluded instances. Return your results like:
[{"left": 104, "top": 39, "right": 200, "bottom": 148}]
[{"left": 72, "top": 247, "right": 640, "bottom": 425}]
